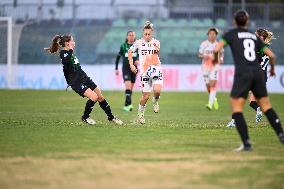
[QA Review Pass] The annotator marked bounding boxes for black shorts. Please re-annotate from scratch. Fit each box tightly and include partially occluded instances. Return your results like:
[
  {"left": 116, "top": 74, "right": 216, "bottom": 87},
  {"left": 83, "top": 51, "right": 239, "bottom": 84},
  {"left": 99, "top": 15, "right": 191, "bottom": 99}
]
[
  {"left": 231, "top": 68, "right": 268, "bottom": 99},
  {"left": 71, "top": 74, "right": 97, "bottom": 97},
  {"left": 263, "top": 71, "right": 268, "bottom": 83},
  {"left": 122, "top": 67, "right": 137, "bottom": 83}
]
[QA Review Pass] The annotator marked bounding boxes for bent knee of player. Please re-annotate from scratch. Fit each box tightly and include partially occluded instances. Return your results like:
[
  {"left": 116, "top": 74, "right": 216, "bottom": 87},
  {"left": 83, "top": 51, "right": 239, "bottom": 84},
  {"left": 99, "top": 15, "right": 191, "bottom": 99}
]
[
  {"left": 142, "top": 93, "right": 150, "bottom": 100},
  {"left": 97, "top": 95, "right": 105, "bottom": 102},
  {"left": 256, "top": 97, "right": 271, "bottom": 112},
  {"left": 209, "top": 80, "right": 217, "bottom": 88},
  {"left": 153, "top": 85, "right": 162, "bottom": 93},
  {"left": 210, "top": 85, "right": 217, "bottom": 91},
  {"left": 230, "top": 98, "right": 245, "bottom": 113},
  {"left": 93, "top": 87, "right": 105, "bottom": 102},
  {"left": 84, "top": 89, "right": 98, "bottom": 102},
  {"left": 124, "top": 81, "right": 132, "bottom": 89}
]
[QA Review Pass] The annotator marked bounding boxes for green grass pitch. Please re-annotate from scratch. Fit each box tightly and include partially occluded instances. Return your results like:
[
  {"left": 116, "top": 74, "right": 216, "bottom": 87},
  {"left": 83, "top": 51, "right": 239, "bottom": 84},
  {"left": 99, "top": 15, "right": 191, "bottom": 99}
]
[{"left": 0, "top": 90, "right": 283, "bottom": 189}]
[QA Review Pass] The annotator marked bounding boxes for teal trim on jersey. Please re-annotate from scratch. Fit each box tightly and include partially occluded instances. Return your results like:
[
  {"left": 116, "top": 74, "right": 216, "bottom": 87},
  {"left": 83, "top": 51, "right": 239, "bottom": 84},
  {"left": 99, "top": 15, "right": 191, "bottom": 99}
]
[{"left": 220, "top": 38, "right": 227, "bottom": 46}]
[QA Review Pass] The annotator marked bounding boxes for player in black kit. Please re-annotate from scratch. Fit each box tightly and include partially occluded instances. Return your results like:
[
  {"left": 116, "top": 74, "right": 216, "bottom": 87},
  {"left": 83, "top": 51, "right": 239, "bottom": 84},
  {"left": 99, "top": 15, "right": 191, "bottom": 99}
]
[
  {"left": 115, "top": 31, "right": 139, "bottom": 112},
  {"left": 213, "top": 10, "right": 284, "bottom": 151},
  {"left": 45, "top": 35, "right": 123, "bottom": 125},
  {"left": 227, "top": 28, "right": 275, "bottom": 127}
]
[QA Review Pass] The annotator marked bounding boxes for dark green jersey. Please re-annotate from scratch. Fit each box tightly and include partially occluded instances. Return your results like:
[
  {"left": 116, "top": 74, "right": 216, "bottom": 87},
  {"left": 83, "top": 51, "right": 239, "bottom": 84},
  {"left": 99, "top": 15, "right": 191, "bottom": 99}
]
[
  {"left": 115, "top": 42, "right": 138, "bottom": 70},
  {"left": 60, "top": 49, "right": 86, "bottom": 84}
]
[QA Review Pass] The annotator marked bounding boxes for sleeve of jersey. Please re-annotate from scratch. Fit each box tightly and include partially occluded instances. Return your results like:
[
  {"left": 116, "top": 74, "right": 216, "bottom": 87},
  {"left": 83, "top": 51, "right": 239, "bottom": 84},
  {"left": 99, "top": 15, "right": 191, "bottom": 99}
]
[
  {"left": 61, "top": 49, "right": 73, "bottom": 63},
  {"left": 118, "top": 45, "right": 123, "bottom": 56},
  {"left": 130, "top": 41, "right": 138, "bottom": 52},
  {"left": 260, "top": 45, "right": 268, "bottom": 54},
  {"left": 221, "top": 32, "right": 231, "bottom": 46},
  {"left": 198, "top": 42, "right": 205, "bottom": 54},
  {"left": 257, "top": 38, "right": 268, "bottom": 54},
  {"left": 134, "top": 50, "right": 139, "bottom": 61},
  {"left": 156, "top": 40, "right": 161, "bottom": 51}
]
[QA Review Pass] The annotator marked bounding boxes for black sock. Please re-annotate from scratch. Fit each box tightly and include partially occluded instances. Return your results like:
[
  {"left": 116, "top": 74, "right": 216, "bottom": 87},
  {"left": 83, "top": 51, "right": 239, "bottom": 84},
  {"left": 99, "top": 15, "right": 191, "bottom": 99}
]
[
  {"left": 232, "top": 112, "right": 251, "bottom": 147},
  {"left": 265, "top": 108, "right": 284, "bottom": 136},
  {"left": 125, "top": 89, "right": 132, "bottom": 106},
  {"left": 99, "top": 99, "right": 114, "bottom": 120},
  {"left": 83, "top": 99, "right": 96, "bottom": 119},
  {"left": 249, "top": 101, "right": 259, "bottom": 111}
]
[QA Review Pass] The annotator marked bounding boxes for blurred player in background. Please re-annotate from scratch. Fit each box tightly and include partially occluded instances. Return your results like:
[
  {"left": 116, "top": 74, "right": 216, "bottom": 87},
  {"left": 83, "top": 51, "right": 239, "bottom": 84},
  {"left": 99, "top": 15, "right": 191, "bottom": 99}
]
[
  {"left": 115, "top": 31, "right": 139, "bottom": 112},
  {"left": 227, "top": 28, "right": 275, "bottom": 128},
  {"left": 214, "top": 10, "right": 284, "bottom": 151},
  {"left": 128, "top": 21, "right": 163, "bottom": 124},
  {"left": 45, "top": 35, "right": 123, "bottom": 125},
  {"left": 198, "top": 27, "right": 224, "bottom": 110}
]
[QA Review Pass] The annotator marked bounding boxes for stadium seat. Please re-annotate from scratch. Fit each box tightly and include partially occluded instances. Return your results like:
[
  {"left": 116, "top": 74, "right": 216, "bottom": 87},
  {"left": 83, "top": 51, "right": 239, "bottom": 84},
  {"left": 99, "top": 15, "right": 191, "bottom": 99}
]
[
  {"left": 112, "top": 19, "right": 126, "bottom": 27},
  {"left": 215, "top": 18, "right": 227, "bottom": 28},
  {"left": 203, "top": 18, "right": 214, "bottom": 27},
  {"left": 188, "top": 19, "right": 203, "bottom": 27},
  {"left": 177, "top": 19, "right": 189, "bottom": 27},
  {"left": 127, "top": 19, "right": 138, "bottom": 27}
]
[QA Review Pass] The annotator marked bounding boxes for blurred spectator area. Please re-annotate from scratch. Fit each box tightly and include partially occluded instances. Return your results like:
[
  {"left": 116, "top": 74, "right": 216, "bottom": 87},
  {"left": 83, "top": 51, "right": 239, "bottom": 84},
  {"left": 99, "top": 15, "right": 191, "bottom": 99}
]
[{"left": 0, "top": 0, "right": 283, "bottom": 65}]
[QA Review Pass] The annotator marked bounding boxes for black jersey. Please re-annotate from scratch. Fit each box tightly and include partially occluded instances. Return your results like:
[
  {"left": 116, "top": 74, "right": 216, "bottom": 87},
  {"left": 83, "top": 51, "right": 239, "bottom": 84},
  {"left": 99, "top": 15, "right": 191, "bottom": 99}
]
[
  {"left": 115, "top": 42, "right": 138, "bottom": 70},
  {"left": 60, "top": 49, "right": 86, "bottom": 85},
  {"left": 221, "top": 28, "right": 267, "bottom": 72}
]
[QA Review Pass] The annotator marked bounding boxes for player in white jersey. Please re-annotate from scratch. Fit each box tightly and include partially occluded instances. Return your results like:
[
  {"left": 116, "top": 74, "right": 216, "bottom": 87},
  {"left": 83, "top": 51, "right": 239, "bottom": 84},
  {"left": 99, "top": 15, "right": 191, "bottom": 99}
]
[
  {"left": 198, "top": 27, "right": 224, "bottom": 110},
  {"left": 128, "top": 21, "right": 163, "bottom": 124}
]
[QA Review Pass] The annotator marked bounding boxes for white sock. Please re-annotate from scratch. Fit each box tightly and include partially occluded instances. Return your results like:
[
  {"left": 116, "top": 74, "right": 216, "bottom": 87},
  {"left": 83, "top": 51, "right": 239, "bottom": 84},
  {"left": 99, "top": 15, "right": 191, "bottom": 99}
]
[
  {"left": 139, "top": 104, "right": 146, "bottom": 112},
  {"left": 153, "top": 96, "right": 160, "bottom": 103},
  {"left": 209, "top": 90, "right": 216, "bottom": 106}
]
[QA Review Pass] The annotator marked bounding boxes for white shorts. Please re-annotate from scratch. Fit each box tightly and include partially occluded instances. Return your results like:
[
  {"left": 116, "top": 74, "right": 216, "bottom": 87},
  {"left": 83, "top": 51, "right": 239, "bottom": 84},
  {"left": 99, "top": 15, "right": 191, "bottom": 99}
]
[
  {"left": 202, "top": 64, "right": 219, "bottom": 84},
  {"left": 140, "top": 65, "right": 163, "bottom": 93}
]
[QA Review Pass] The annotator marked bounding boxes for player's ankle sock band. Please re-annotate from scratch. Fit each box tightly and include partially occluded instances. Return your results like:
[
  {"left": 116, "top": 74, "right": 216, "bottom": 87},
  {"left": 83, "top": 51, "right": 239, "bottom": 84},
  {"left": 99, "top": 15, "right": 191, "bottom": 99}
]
[
  {"left": 265, "top": 108, "right": 283, "bottom": 136},
  {"left": 249, "top": 101, "right": 259, "bottom": 111},
  {"left": 232, "top": 112, "right": 251, "bottom": 147},
  {"left": 99, "top": 99, "right": 114, "bottom": 120}
]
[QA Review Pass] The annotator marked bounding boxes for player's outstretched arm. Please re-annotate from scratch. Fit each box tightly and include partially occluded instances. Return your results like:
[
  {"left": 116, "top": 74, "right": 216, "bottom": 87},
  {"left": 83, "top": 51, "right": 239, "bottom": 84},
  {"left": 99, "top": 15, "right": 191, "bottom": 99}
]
[
  {"left": 263, "top": 47, "right": 276, "bottom": 76},
  {"left": 213, "top": 41, "right": 225, "bottom": 64}
]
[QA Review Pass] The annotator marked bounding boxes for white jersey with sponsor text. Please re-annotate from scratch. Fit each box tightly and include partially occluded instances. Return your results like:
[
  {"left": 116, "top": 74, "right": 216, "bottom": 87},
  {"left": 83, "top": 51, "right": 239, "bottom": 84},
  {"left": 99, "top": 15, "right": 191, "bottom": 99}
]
[
  {"left": 199, "top": 40, "right": 219, "bottom": 69},
  {"left": 130, "top": 38, "right": 161, "bottom": 75}
]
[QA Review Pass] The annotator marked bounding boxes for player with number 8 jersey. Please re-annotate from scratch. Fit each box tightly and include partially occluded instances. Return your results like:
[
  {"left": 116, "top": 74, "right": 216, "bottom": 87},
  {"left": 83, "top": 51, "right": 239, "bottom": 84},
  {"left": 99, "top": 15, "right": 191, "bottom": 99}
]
[
  {"left": 213, "top": 10, "right": 284, "bottom": 151},
  {"left": 226, "top": 28, "right": 276, "bottom": 128}
]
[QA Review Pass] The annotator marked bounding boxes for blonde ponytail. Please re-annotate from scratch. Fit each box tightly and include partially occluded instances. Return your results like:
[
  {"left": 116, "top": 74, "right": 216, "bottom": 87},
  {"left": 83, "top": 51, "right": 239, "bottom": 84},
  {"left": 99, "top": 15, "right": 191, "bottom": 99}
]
[{"left": 144, "top": 21, "right": 154, "bottom": 30}]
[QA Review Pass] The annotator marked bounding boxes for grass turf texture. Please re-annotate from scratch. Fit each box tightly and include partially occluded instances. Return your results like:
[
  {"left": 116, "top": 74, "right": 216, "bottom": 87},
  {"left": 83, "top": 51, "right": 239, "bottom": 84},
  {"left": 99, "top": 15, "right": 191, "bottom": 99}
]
[{"left": 0, "top": 90, "right": 283, "bottom": 189}]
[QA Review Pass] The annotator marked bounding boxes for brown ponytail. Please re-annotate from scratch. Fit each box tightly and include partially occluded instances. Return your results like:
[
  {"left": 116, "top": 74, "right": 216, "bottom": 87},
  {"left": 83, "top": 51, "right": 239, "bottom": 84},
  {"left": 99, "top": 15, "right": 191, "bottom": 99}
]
[{"left": 44, "top": 35, "right": 72, "bottom": 54}]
